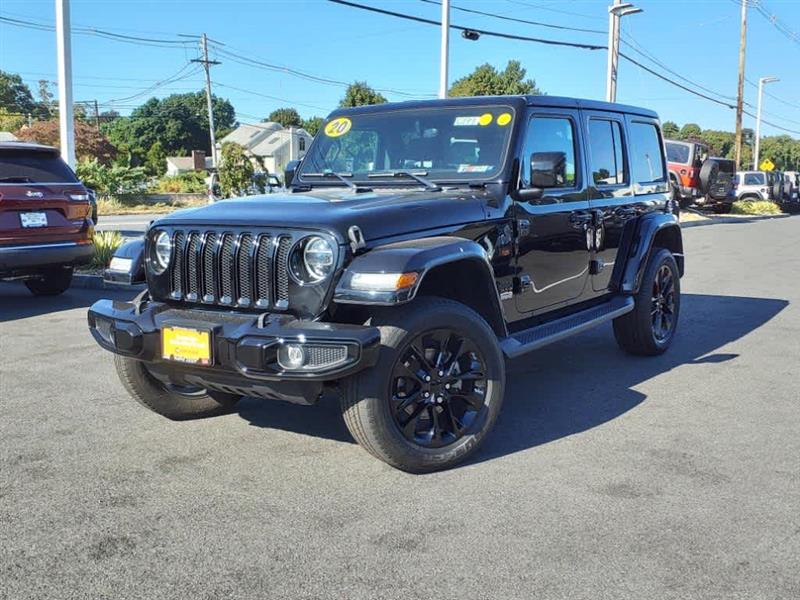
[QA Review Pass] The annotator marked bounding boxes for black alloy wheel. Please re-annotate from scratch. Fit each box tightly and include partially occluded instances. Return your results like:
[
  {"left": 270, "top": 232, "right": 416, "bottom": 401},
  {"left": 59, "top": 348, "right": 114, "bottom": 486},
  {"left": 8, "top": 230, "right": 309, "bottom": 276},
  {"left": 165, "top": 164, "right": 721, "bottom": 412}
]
[
  {"left": 389, "top": 329, "right": 488, "bottom": 449},
  {"left": 651, "top": 264, "right": 677, "bottom": 342}
]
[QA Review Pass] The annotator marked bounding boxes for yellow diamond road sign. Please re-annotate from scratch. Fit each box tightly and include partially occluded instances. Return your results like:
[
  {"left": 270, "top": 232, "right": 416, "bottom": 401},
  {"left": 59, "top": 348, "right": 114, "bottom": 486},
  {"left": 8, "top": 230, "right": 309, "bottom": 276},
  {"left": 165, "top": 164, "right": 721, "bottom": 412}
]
[{"left": 760, "top": 159, "right": 775, "bottom": 171}]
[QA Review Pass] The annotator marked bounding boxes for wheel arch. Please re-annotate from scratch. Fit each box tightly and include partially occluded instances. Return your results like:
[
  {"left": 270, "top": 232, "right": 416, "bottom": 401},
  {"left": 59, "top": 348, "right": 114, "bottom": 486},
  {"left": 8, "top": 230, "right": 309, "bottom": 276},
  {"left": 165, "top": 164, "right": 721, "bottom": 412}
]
[
  {"left": 618, "top": 214, "right": 684, "bottom": 294},
  {"left": 333, "top": 236, "right": 507, "bottom": 337}
]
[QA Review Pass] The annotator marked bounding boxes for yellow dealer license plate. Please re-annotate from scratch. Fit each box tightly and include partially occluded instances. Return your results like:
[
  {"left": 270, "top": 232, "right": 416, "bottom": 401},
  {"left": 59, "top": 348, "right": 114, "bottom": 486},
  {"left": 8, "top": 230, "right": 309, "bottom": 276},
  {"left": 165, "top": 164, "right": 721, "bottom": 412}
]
[{"left": 161, "top": 326, "right": 212, "bottom": 365}]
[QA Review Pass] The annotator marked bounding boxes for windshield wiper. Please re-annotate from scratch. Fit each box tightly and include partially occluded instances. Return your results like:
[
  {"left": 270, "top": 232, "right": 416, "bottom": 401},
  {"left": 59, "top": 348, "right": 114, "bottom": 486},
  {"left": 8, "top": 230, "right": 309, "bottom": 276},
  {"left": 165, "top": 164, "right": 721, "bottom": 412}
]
[
  {"left": 302, "top": 172, "right": 372, "bottom": 193},
  {"left": 368, "top": 170, "right": 442, "bottom": 192}
]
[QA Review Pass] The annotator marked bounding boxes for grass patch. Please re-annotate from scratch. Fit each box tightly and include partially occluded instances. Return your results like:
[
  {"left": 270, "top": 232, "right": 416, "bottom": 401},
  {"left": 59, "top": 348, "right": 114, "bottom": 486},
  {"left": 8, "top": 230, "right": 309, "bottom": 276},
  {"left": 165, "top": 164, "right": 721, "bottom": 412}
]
[
  {"left": 91, "top": 230, "right": 123, "bottom": 269},
  {"left": 731, "top": 200, "right": 782, "bottom": 216},
  {"left": 96, "top": 194, "right": 207, "bottom": 216}
]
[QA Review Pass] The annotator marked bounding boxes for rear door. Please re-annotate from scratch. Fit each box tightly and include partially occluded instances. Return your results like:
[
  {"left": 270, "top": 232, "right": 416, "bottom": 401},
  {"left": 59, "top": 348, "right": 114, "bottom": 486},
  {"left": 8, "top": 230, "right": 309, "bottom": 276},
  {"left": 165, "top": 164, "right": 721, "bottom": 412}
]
[
  {"left": 514, "top": 108, "right": 592, "bottom": 315},
  {"left": 0, "top": 147, "right": 91, "bottom": 247}
]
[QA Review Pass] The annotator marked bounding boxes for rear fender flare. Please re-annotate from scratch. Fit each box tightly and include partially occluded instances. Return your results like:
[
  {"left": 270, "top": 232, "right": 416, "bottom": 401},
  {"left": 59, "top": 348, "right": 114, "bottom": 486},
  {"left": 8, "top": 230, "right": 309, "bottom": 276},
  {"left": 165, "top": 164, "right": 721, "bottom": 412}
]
[{"left": 619, "top": 213, "right": 684, "bottom": 294}]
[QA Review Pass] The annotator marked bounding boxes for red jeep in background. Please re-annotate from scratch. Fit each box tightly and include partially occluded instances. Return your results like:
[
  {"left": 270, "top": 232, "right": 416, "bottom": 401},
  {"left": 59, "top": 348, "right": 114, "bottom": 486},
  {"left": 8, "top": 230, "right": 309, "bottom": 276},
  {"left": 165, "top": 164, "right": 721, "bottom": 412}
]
[
  {"left": 665, "top": 139, "right": 735, "bottom": 212},
  {"left": 0, "top": 142, "right": 94, "bottom": 295}
]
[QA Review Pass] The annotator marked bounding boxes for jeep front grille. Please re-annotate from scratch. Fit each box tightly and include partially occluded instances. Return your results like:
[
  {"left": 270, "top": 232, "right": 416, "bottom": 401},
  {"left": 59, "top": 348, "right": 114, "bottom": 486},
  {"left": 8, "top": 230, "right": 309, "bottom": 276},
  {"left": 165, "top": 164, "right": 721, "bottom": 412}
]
[{"left": 168, "top": 229, "right": 292, "bottom": 310}]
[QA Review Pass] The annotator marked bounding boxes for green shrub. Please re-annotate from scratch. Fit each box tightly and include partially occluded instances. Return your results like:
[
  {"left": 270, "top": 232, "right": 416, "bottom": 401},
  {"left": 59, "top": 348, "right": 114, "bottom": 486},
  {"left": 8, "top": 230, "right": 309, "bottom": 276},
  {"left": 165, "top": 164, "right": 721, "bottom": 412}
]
[
  {"left": 151, "top": 171, "right": 207, "bottom": 193},
  {"left": 219, "top": 142, "right": 253, "bottom": 198},
  {"left": 91, "top": 230, "right": 123, "bottom": 269},
  {"left": 76, "top": 158, "right": 147, "bottom": 196},
  {"left": 731, "top": 200, "right": 782, "bottom": 216}
]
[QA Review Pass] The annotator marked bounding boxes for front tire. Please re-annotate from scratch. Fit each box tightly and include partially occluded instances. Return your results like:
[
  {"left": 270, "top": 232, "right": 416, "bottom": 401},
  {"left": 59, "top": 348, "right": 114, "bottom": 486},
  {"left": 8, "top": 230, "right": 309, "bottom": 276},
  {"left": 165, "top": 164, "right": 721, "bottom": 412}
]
[
  {"left": 25, "top": 266, "right": 73, "bottom": 296},
  {"left": 340, "top": 297, "right": 505, "bottom": 473},
  {"left": 613, "top": 248, "right": 680, "bottom": 356},
  {"left": 114, "top": 355, "right": 241, "bottom": 420}
]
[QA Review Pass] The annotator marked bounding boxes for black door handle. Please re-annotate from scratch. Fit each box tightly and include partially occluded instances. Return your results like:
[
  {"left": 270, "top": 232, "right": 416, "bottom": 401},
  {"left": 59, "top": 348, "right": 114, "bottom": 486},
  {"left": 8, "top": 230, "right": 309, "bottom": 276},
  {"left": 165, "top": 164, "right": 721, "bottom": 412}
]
[
  {"left": 569, "top": 212, "right": 593, "bottom": 225},
  {"left": 614, "top": 206, "right": 638, "bottom": 218}
]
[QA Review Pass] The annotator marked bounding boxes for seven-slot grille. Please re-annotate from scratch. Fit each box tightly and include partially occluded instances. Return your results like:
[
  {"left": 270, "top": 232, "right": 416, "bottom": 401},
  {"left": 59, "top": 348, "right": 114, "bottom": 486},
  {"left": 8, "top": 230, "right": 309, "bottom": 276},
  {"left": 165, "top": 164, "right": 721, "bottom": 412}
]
[{"left": 167, "top": 229, "right": 292, "bottom": 310}]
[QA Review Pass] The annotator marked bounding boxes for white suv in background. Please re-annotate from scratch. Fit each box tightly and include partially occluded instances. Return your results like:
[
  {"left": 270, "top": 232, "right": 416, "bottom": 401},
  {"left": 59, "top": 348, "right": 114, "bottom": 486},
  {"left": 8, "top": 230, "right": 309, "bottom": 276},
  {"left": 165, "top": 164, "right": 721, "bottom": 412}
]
[{"left": 734, "top": 171, "right": 771, "bottom": 201}]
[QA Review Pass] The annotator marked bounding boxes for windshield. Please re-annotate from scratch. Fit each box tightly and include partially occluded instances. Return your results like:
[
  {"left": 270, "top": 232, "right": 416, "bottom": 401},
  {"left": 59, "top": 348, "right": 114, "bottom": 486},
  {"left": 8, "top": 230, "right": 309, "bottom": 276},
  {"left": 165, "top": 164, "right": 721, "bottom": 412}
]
[{"left": 298, "top": 105, "right": 516, "bottom": 184}]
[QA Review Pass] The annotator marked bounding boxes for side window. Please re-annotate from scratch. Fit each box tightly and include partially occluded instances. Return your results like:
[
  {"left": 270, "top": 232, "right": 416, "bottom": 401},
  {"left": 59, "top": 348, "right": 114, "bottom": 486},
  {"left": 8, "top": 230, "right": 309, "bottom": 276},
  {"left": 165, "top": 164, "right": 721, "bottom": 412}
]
[
  {"left": 522, "top": 116, "right": 578, "bottom": 189},
  {"left": 299, "top": 137, "right": 306, "bottom": 151},
  {"left": 587, "top": 119, "right": 626, "bottom": 185},
  {"left": 629, "top": 121, "right": 666, "bottom": 185}
]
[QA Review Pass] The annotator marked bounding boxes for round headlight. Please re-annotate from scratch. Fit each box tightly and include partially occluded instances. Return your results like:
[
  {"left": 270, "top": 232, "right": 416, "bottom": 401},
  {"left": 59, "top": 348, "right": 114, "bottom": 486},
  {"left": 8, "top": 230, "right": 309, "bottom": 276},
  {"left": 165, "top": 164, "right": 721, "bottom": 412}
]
[
  {"left": 290, "top": 236, "right": 334, "bottom": 284},
  {"left": 151, "top": 230, "right": 172, "bottom": 274}
]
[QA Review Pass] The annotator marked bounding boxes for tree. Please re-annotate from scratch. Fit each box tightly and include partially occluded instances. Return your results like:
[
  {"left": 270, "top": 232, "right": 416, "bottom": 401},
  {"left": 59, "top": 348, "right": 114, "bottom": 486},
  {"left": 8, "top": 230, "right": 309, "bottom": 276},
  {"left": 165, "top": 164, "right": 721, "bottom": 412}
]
[
  {"left": 38, "top": 80, "right": 54, "bottom": 118},
  {"left": 145, "top": 141, "right": 167, "bottom": 176},
  {"left": 339, "top": 81, "right": 387, "bottom": 107},
  {"left": 662, "top": 121, "right": 679, "bottom": 139},
  {"left": 679, "top": 123, "right": 702, "bottom": 140},
  {"left": 302, "top": 116, "right": 324, "bottom": 136},
  {"left": 16, "top": 119, "right": 117, "bottom": 164},
  {"left": 449, "top": 60, "right": 541, "bottom": 97},
  {"left": 218, "top": 142, "right": 253, "bottom": 198},
  {"left": 102, "top": 91, "right": 236, "bottom": 163},
  {"left": 0, "top": 70, "right": 37, "bottom": 115},
  {"left": 0, "top": 107, "right": 26, "bottom": 132},
  {"left": 267, "top": 107, "right": 302, "bottom": 127}
]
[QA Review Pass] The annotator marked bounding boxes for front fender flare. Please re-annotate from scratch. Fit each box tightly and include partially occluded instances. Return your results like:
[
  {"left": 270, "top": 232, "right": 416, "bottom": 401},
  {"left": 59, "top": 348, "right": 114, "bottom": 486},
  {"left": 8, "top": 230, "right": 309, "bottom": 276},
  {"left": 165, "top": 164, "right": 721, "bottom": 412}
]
[
  {"left": 334, "top": 236, "right": 503, "bottom": 318},
  {"left": 103, "top": 238, "right": 146, "bottom": 285}
]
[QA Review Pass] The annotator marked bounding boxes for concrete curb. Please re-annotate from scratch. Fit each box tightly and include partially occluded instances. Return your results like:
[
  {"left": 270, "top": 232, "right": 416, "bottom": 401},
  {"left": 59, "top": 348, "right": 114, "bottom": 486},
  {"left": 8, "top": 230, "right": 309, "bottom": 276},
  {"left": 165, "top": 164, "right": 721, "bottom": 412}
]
[{"left": 73, "top": 273, "right": 145, "bottom": 291}]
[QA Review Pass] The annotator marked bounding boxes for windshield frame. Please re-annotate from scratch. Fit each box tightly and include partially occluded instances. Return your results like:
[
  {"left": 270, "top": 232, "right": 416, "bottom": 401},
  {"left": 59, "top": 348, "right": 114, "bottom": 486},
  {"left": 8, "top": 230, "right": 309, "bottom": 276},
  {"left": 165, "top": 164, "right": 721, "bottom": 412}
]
[{"left": 296, "top": 103, "right": 519, "bottom": 187}]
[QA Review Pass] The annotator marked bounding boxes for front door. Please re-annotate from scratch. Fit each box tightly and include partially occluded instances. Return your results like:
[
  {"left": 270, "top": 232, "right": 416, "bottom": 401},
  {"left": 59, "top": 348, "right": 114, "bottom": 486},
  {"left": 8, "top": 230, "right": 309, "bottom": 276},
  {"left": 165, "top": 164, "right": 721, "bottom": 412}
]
[{"left": 514, "top": 110, "right": 591, "bottom": 315}]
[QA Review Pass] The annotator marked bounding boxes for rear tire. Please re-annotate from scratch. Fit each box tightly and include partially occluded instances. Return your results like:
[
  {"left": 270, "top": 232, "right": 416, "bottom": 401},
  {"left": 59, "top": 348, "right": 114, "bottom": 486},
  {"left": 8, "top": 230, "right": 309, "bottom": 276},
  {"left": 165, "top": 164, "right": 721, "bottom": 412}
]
[
  {"left": 340, "top": 297, "right": 505, "bottom": 473},
  {"left": 613, "top": 248, "right": 680, "bottom": 356},
  {"left": 113, "top": 355, "right": 241, "bottom": 420},
  {"left": 25, "top": 266, "right": 73, "bottom": 296}
]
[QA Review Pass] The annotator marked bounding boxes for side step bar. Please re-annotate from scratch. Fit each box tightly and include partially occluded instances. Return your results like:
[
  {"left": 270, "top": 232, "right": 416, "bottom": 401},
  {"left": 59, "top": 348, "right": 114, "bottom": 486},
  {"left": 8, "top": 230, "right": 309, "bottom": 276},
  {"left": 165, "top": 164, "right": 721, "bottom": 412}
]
[{"left": 500, "top": 296, "right": 635, "bottom": 359}]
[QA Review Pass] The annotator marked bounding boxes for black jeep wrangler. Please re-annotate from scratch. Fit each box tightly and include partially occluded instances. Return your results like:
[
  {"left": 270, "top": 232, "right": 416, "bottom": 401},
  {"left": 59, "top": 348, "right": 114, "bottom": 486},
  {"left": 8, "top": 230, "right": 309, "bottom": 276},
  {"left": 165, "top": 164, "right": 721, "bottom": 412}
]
[{"left": 89, "top": 96, "right": 683, "bottom": 473}]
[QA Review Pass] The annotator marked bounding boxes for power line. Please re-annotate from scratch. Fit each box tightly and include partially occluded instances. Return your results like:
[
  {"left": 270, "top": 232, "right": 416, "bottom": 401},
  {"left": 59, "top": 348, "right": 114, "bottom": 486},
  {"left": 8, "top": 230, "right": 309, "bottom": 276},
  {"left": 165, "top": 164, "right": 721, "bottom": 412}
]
[
  {"left": 502, "top": 0, "right": 597, "bottom": 21},
  {"left": 418, "top": 0, "right": 605, "bottom": 35},
  {"left": 214, "top": 83, "right": 330, "bottom": 112},
  {"left": 327, "top": 0, "right": 607, "bottom": 50}
]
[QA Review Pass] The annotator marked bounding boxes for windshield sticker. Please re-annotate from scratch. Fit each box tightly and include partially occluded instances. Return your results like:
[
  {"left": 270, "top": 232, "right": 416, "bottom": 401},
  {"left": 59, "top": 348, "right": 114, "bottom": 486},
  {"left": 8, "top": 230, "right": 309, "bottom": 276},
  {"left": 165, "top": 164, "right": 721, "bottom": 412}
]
[
  {"left": 324, "top": 117, "right": 352, "bottom": 137},
  {"left": 497, "top": 112, "right": 512, "bottom": 126},
  {"left": 478, "top": 113, "right": 493, "bottom": 126},
  {"left": 457, "top": 164, "right": 492, "bottom": 173},
  {"left": 454, "top": 116, "right": 481, "bottom": 127}
]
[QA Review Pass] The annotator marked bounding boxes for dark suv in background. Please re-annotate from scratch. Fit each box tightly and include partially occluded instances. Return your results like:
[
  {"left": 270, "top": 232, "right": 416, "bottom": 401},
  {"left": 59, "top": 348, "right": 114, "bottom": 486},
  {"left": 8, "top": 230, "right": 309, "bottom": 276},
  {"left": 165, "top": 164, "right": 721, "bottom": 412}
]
[{"left": 0, "top": 142, "right": 94, "bottom": 295}]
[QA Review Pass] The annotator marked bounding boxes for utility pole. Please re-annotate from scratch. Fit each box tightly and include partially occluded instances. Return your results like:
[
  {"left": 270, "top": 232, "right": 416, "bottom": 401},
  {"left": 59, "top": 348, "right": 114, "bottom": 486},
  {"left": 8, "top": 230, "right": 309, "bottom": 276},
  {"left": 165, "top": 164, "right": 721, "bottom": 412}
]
[
  {"left": 55, "top": 0, "right": 75, "bottom": 168},
  {"left": 94, "top": 99, "right": 100, "bottom": 129},
  {"left": 754, "top": 76, "right": 779, "bottom": 170},
  {"left": 605, "top": 1, "right": 642, "bottom": 103},
  {"left": 439, "top": 0, "right": 450, "bottom": 99},
  {"left": 192, "top": 33, "right": 221, "bottom": 168},
  {"left": 734, "top": 0, "right": 748, "bottom": 169}
]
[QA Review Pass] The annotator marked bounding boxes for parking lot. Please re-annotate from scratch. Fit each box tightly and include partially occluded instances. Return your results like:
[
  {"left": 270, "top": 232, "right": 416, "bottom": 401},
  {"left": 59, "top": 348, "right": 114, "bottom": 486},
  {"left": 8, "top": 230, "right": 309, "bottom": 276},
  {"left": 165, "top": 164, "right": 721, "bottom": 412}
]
[{"left": 1, "top": 215, "right": 798, "bottom": 599}]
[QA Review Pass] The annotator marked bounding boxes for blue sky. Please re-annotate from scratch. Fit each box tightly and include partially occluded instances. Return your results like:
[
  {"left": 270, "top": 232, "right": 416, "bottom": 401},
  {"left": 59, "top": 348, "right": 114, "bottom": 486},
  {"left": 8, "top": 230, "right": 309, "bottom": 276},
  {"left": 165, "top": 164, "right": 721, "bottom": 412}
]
[{"left": 1, "top": 0, "right": 799, "bottom": 137}]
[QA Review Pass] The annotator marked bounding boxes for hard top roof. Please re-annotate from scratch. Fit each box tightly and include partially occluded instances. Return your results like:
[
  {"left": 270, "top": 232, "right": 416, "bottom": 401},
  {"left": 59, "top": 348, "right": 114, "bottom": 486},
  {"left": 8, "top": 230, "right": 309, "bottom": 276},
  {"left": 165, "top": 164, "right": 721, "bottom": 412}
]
[{"left": 332, "top": 94, "right": 659, "bottom": 120}]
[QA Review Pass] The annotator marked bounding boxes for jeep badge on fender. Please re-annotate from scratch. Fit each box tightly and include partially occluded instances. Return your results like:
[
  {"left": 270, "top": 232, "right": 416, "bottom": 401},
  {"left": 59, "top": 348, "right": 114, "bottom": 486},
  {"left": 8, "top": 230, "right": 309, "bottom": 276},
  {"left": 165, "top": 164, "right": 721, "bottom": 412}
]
[{"left": 88, "top": 95, "right": 683, "bottom": 473}]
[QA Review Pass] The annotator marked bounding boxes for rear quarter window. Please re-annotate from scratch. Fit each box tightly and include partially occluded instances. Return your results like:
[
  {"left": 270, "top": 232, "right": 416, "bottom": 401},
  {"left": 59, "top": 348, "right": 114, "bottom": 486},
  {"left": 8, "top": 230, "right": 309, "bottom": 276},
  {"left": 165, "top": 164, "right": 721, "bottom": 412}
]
[
  {"left": 629, "top": 122, "right": 666, "bottom": 185},
  {"left": 0, "top": 151, "right": 78, "bottom": 184},
  {"left": 666, "top": 142, "right": 690, "bottom": 164}
]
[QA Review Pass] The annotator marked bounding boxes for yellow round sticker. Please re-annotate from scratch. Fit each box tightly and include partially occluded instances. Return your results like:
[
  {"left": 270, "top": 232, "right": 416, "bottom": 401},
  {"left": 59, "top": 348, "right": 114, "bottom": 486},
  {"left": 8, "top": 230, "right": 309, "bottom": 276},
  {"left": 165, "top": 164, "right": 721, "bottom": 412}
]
[
  {"left": 478, "top": 113, "right": 493, "bottom": 126},
  {"left": 324, "top": 117, "right": 352, "bottom": 138},
  {"left": 497, "top": 112, "right": 512, "bottom": 127}
]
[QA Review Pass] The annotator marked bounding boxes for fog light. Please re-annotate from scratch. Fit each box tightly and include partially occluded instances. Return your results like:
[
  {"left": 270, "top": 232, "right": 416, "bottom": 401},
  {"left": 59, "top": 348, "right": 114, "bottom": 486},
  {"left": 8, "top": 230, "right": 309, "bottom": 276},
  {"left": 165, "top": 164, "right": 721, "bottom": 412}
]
[{"left": 278, "top": 343, "right": 307, "bottom": 370}]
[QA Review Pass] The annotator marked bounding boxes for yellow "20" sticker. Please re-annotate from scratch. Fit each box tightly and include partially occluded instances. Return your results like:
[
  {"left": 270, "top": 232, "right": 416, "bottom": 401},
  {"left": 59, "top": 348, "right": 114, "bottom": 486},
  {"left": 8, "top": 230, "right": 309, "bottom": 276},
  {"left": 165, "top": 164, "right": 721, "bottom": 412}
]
[{"left": 324, "top": 117, "right": 352, "bottom": 137}]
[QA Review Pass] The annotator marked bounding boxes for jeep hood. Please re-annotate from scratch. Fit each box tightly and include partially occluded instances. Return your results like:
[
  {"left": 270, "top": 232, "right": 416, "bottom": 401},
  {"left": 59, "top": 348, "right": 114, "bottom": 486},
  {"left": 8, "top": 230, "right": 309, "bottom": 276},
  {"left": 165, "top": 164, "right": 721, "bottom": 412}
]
[{"left": 155, "top": 188, "right": 489, "bottom": 244}]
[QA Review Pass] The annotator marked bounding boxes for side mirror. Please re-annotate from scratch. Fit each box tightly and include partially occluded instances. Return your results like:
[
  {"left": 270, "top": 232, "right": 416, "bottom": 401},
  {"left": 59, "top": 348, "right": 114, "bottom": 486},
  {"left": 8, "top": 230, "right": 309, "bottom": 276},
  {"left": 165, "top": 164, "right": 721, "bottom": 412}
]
[
  {"left": 284, "top": 159, "right": 301, "bottom": 187},
  {"left": 530, "top": 151, "right": 567, "bottom": 188}
]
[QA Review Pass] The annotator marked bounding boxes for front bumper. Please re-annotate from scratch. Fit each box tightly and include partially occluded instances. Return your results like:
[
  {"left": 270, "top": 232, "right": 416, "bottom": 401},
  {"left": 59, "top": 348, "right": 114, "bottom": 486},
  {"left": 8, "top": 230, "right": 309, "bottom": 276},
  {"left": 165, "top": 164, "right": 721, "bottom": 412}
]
[
  {"left": 87, "top": 296, "right": 381, "bottom": 404},
  {"left": 0, "top": 240, "right": 93, "bottom": 276}
]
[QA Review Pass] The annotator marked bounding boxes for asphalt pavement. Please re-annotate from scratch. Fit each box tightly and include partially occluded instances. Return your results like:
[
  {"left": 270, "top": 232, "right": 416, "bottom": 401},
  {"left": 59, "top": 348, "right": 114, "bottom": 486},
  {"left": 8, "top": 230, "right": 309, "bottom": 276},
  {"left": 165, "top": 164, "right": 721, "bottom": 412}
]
[
  {"left": 1, "top": 215, "right": 798, "bottom": 599},
  {"left": 96, "top": 213, "right": 165, "bottom": 237}
]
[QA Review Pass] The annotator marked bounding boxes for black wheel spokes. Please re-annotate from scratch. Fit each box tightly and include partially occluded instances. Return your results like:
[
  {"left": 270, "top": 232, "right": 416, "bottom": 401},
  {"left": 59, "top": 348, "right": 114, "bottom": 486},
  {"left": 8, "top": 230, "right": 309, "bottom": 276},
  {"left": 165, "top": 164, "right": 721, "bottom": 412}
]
[
  {"left": 651, "top": 265, "right": 676, "bottom": 341},
  {"left": 390, "top": 329, "right": 488, "bottom": 449}
]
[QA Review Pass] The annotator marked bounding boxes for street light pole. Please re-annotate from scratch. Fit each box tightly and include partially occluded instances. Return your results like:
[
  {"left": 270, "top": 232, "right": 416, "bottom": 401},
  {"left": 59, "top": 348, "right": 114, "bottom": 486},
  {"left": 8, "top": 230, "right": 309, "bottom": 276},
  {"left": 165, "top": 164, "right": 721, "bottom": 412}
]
[
  {"left": 55, "top": 0, "right": 75, "bottom": 168},
  {"left": 605, "top": 2, "right": 643, "bottom": 103},
  {"left": 754, "top": 76, "right": 779, "bottom": 170},
  {"left": 439, "top": 0, "right": 450, "bottom": 99}
]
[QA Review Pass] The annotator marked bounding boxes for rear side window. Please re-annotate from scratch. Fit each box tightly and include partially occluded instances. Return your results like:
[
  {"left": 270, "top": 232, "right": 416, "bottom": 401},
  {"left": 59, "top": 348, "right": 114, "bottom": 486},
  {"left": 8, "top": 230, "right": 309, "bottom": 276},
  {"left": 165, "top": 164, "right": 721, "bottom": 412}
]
[
  {"left": 665, "top": 142, "right": 690, "bottom": 164},
  {"left": 744, "top": 173, "right": 765, "bottom": 186},
  {"left": 0, "top": 151, "right": 78, "bottom": 184},
  {"left": 587, "top": 119, "right": 626, "bottom": 185},
  {"left": 629, "top": 122, "right": 666, "bottom": 184}
]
